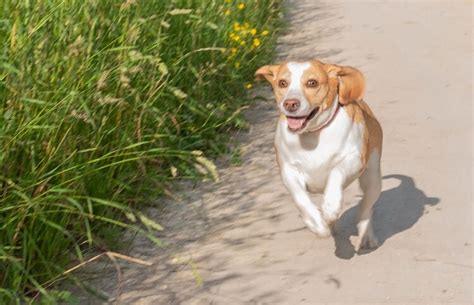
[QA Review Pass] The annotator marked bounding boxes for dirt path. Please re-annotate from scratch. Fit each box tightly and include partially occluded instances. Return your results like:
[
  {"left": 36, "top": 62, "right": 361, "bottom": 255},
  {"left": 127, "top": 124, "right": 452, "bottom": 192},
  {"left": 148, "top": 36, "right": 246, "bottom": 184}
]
[{"left": 89, "top": 1, "right": 472, "bottom": 304}]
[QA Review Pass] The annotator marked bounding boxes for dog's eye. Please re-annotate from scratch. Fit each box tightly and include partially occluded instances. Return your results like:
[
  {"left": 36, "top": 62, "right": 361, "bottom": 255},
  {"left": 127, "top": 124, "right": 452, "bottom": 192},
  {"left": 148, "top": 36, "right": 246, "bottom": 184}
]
[
  {"left": 278, "top": 80, "right": 288, "bottom": 88},
  {"left": 307, "top": 79, "right": 318, "bottom": 87}
]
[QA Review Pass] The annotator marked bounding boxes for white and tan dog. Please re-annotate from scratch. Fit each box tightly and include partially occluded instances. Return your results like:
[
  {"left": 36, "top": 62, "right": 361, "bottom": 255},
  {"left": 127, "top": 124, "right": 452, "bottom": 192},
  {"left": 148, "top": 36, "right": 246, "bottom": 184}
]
[{"left": 256, "top": 60, "right": 382, "bottom": 250}]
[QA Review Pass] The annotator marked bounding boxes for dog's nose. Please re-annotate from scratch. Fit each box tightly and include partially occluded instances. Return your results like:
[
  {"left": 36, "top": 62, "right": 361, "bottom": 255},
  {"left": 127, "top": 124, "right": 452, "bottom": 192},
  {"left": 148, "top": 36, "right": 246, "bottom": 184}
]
[{"left": 283, "top": 99, "right": 300, "bottom": 113}]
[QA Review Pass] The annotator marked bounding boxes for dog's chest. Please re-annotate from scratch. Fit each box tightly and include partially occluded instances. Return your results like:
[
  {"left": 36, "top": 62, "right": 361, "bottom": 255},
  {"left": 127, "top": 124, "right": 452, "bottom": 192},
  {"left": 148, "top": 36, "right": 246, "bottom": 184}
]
[{"left": 275, "top": 110, "right": 364, "bottom": 192}]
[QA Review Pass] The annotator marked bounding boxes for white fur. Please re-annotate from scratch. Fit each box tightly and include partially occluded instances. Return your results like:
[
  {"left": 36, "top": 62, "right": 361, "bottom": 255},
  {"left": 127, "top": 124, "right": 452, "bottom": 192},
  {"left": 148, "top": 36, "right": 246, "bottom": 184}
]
[
  {"left": 280, "top": 62, "right": 311, "bottom": 116},
  {"left": 276, "top": 105, "right": 365, "bottom": 235},
  {"left": 275, "top": 91, "right": 380, "bottom": 249}
]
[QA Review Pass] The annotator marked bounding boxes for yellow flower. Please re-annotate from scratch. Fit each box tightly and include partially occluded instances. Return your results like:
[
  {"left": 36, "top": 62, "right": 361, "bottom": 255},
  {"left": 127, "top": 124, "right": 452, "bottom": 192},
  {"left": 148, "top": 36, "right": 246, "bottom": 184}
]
[
  {"left": 235, "top": 62, "right": 240, "bottom": 69},
  {"left": 233, "top": 22, "right": 240, "bottom": 31},
  {"left": 261, "top": 30, "right": 269, "bottom": 36},
  {"left": 238, "top": 3, "right": 245, "bottom": 10},
  {"left": 250, "top": 28, "right": 257, "bottom": 35},
  {"left": 240, "top": 41, "right": 245, "bottom": 46},
  {"left": 252, "top": 38, "right": 261, "bottom": 48},
  {"left": 243, "top": 22, "right": 250, "bottom": 29},
  {"left": 224, "top": 9, "right": 231, "bottom": 16},
  {"left": 229, "top": 32, "right": 241, "bottom": 41},
  {"left": 245, "top": 83, "right": 253, "bottom": 89}
]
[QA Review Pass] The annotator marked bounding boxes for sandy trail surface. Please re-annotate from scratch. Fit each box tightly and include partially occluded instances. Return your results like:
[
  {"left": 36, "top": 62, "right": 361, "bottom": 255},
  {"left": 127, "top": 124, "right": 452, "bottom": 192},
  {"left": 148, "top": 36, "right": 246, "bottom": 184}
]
[{"left": 87, "top": 1, "right": 472, "bottom": 304}]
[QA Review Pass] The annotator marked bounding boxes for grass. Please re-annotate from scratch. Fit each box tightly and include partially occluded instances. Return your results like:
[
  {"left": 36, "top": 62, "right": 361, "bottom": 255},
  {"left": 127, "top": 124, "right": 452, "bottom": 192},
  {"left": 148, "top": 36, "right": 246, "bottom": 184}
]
[{"left": 0, "top": 0, "right": 281, "bottom": 303}]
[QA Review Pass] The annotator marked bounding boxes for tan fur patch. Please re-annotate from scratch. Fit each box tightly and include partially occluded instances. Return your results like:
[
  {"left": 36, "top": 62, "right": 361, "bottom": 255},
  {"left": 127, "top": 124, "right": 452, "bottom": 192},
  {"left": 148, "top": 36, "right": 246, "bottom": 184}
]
[
  {"left": 271, "top": 65, "right": 290, "bottom": 103},
  {"left": 344, "top": 100, "right": 383, "bottom": 170}
]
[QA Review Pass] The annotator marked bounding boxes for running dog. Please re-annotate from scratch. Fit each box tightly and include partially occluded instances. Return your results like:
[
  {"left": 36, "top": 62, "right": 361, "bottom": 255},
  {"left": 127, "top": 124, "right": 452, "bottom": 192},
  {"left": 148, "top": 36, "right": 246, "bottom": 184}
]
[{"left": 256, "top": 60, "right": 382, "bottom": 250}]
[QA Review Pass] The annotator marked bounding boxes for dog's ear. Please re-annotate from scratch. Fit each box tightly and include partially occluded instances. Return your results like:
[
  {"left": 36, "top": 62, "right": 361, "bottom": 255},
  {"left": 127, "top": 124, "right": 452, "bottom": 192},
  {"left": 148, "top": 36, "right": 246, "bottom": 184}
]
[
  {"left": 324, "top": 64, "right": 365, "bottom": 105},
  {"left": 255, "top": 64, "right": 280, "bottom": 83}
]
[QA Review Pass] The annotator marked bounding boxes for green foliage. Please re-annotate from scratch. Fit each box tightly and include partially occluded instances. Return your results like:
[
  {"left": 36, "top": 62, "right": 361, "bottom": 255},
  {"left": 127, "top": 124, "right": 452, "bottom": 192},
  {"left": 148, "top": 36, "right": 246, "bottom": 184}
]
[{"left": 0, "top": 0, "right": 281, "bottom": 303}]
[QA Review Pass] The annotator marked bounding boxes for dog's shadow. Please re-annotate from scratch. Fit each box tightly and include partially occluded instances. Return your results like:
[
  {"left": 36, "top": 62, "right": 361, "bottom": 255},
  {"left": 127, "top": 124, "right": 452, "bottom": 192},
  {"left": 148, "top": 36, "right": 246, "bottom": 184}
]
[{"left": 334, "top": 174, "right": 440, "bottom": 259}]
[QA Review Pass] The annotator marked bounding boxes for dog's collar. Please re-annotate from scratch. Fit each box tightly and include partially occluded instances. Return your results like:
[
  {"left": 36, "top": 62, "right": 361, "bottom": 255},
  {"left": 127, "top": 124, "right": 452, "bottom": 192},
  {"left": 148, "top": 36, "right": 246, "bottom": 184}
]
[{"left": 305, "top": 102, "right": 342, "bottom": 133}]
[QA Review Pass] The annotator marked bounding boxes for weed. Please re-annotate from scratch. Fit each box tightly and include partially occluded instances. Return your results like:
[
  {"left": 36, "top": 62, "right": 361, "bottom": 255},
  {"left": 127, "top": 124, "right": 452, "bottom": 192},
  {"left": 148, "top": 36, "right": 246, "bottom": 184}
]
[{"left": 0, "top": 0, "right": 281, "bottom": 303}]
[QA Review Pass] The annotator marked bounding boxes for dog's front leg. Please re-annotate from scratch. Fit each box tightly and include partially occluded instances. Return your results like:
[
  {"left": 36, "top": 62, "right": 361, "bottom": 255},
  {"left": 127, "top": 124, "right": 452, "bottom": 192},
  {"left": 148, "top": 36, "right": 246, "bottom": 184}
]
[
  {"left": 281, "top": 165, "right": 330, "bottom": 237},
  {"left": 322, "top": 153, "right": 364, "bottom": 225},
  {"left": 322, "top": 169, "right": 344, "bottom": 225}
]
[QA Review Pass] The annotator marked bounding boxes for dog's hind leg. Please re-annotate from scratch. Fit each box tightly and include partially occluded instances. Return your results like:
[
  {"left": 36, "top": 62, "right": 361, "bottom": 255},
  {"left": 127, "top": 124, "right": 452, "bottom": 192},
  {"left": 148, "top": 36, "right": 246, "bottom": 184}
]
[{"left": 356, "top": 151, "right": 381, "bottom": 251}]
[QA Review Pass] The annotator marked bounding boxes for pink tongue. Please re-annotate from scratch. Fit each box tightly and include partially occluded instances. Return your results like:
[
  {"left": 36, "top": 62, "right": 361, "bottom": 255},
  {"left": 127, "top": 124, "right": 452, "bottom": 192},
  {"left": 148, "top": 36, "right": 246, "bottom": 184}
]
[{"left": 287, "top": 117, "right": 306, "bottom": 130}]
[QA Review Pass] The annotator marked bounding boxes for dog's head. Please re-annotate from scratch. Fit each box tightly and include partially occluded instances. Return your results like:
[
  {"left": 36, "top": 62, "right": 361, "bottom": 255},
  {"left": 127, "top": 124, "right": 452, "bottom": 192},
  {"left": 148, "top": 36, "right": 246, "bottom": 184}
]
[{"left": 255, "top": 60, "right": 365, "bottom": 133}]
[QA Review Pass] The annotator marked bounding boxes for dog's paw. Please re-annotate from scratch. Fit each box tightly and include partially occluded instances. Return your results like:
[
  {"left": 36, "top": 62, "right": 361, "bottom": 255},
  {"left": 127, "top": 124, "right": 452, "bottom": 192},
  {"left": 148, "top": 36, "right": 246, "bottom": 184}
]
[
  {"left": 322, "top": 208, "right": 339, "bottom": 225},
  {"left": 303, "top": 217, "right": 331, "bottom": 237},
  {"left": 322, "top": 201, "right": 341, "bottom": 225},
  {"left": 355, "top": 232, "right": 379, "bottom": 252}
]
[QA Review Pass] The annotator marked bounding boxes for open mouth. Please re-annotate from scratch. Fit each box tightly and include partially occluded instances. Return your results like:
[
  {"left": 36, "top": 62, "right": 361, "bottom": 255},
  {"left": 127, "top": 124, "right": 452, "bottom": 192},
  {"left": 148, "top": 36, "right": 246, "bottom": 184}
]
[{"left": 286, "top": 107, "right": 320, "bottom": 132}]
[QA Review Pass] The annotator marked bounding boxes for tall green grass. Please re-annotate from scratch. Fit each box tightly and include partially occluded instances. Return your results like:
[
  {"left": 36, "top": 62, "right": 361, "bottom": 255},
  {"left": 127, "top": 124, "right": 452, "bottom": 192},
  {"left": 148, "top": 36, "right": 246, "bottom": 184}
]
[{"left": 0, "top": 0, "right": 281, "bottom": 303}]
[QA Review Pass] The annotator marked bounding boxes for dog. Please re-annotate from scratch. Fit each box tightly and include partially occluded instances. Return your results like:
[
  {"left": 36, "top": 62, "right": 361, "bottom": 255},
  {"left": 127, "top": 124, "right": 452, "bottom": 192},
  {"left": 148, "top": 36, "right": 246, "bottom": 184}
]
[{"left": 255, "top": 60, "right": 382, "bottom": 250}]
